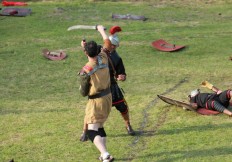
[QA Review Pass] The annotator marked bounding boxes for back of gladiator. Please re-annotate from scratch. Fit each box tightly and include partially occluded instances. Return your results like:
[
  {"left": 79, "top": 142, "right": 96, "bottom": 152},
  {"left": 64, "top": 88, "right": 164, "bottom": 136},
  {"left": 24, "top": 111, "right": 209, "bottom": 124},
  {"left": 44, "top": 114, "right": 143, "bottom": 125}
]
[{"left": 85, "top": 39, "right": 112, "bottom": 125}]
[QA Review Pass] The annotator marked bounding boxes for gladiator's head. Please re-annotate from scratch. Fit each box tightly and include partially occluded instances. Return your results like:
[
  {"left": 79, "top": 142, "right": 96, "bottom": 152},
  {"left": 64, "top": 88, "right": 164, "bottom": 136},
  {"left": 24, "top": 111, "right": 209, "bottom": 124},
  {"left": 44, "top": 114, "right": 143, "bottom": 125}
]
[
  {"left": 188, "top": 89, "right": 200, "bottom": 100},
  {"left": 84, "top": 41, "right": 98, "bottom": 57}
]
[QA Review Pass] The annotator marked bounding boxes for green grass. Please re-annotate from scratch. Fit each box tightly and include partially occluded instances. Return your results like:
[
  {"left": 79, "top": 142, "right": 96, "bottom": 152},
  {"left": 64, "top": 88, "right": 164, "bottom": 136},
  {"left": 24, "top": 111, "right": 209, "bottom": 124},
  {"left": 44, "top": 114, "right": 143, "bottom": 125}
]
[{"left": 1, "top": 0, "right": 232, "bottom": 161}]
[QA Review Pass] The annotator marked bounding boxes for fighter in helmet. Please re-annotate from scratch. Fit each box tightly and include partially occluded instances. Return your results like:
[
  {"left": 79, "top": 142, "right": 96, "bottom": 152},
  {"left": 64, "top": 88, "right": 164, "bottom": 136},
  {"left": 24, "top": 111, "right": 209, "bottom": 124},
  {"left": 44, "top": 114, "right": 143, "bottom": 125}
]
[
  {"left": 107, "top": 26, "right": 135, "bottom": 136},
  {"left": 188, "top": 81, "right": 232, "bottom": 116}
]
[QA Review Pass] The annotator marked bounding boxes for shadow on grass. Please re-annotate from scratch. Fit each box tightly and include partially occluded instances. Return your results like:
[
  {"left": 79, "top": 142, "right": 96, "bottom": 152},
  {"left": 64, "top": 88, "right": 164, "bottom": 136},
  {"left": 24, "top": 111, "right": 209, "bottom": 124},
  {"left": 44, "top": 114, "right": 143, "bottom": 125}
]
[
  {"left": 136, "top": 146, "right": 232, "bottom": 162},
  {"left": 109, "top": 130, "right": 141, "bottom": 137},
  {"left": 109, "top": 122, "right": 232, "bottom": 138},
  {"left": 156, "top": 122, "right": 232, "bottom": 135},
  {"left": 133, "top": 123, "right": 232, "bottom": 137}
]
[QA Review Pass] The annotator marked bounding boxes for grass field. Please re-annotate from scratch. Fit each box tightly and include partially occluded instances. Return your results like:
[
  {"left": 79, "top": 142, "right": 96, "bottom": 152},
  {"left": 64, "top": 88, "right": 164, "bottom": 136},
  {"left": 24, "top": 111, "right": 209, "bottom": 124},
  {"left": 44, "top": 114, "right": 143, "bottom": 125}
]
[{"left": 1, "top": 0, "right": 232, "bottom": 161}]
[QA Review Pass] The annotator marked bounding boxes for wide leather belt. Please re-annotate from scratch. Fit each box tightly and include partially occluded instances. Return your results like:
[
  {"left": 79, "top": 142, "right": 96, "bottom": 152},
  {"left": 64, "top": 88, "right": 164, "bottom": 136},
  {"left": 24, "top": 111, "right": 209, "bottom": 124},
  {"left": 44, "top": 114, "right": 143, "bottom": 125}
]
[{"left": 88, "top": 88, "right": 111, "bottom": 99}]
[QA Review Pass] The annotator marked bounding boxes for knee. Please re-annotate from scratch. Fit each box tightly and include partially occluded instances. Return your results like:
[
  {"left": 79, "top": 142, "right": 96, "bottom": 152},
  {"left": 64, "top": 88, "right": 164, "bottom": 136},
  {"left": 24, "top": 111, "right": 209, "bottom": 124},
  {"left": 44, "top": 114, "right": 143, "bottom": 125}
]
[
  {"left": 98, "top": 128, "right": 107, "bottom": 137},
  {"left": 87, "top": 130, "right": 99, "bottom": 142},
  {"left": 120, "top": 108, "right": 128, "bottom": 115},
  {"left": 116, "top": 104, "right": 128, "bottom": 114},
  {"left": 87, "top": 128, "right": 107, "bottom": 142}
]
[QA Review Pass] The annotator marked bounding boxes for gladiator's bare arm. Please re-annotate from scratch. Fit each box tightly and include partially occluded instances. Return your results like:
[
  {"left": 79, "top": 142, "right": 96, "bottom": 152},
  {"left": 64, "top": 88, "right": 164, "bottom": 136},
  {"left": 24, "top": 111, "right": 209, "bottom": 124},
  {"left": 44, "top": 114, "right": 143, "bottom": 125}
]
[{"left": 211, "top": 86, "right": 222, "bottom": 94}]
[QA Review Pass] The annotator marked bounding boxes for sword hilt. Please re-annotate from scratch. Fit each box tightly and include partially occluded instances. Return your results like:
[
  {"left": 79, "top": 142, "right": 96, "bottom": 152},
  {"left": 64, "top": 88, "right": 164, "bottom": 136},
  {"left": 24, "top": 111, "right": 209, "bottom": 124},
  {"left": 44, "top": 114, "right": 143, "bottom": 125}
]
[{"left": 95, "top": 25, "right": 107, "bottom": 30}]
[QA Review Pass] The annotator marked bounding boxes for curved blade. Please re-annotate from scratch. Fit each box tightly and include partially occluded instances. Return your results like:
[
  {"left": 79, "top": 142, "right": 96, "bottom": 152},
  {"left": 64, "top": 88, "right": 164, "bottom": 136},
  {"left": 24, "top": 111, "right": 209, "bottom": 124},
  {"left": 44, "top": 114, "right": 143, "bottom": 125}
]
[{"left": 67, "top": 25, "right": 96, "bottom": 31}]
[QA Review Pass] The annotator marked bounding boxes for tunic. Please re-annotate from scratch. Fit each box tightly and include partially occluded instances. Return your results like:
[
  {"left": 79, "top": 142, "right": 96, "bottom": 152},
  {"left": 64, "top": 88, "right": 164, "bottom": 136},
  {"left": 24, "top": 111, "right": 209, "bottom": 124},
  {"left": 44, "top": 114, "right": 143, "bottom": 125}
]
[{"left": 81, "top": 39, "right": 112, "bottom": 124}]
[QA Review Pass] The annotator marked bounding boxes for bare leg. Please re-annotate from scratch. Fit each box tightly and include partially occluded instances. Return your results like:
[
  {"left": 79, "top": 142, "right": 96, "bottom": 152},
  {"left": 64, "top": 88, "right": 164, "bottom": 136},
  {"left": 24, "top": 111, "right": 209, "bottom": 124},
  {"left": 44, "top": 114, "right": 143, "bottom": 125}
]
[
  {"left": 121, "top": 111, "right": 135, "bottom": 135},
  {"left": 102, "top": 137, "right": 106, "bottom": 149},
  {"left": 88, "top": 123, "right": 107, "bottom": 154},
  {"left": 223, "top": 109, "right": 232, "bottom": 116},
  {"left": 93, "top": 136, "right": 107, "bottom": 154},
  {"left": 100, "top": 123, "right": 107, "bottom": 149}
]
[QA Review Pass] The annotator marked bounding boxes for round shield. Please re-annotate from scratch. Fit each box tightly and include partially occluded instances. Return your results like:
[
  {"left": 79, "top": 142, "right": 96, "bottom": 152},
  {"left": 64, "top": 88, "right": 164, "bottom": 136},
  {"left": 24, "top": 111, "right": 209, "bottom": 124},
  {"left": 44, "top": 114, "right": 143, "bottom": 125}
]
[{"left": 42, "top": 49, "right": 67, "bottom": 61}]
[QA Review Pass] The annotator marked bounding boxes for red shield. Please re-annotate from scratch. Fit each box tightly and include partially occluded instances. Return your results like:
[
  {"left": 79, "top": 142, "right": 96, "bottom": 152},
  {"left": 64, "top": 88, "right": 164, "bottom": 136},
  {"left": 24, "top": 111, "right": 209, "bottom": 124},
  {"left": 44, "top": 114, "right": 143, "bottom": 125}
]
[
  {"left": 42, "top": 49, "right": 67, "bottom": 61},
  {"left": 151, "top": 39, "right": 185, "bottom": 52}
]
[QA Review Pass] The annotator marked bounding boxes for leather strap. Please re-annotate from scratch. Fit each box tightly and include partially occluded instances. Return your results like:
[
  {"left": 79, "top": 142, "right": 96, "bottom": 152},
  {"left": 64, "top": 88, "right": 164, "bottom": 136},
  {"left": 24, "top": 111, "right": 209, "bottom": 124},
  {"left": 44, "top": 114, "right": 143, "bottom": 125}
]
[{"left": 88, "top": 88, "right": 111, "bottom": 99}]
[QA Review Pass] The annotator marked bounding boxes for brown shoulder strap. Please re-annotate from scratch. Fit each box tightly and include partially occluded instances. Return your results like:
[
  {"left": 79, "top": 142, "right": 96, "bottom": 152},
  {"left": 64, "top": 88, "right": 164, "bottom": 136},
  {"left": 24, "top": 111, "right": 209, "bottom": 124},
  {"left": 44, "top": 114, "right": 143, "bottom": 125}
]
[{"left": 107, "top": 55, "right": 117, "bottom": 81}]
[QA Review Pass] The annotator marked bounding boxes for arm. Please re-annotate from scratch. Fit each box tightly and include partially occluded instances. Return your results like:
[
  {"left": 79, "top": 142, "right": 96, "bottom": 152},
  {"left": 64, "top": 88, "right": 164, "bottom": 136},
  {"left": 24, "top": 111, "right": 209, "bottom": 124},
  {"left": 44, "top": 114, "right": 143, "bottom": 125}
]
[
  {"left": 116, "top": 59, "right": 126, "bottom": 81},
  {"left": 97, "top": 25, "right": 112, "bottom": 53},
  {"left": 201, "top": 81, "right": 222, "bottom": 94},
  {"left": 81, "top": 39, "right": 86, "bottom": 49},
  {"left": 78, "top": 67, "right": 91, "bottom": 97},
  {"left": 212, "top": 86, "right": 222, "bottom": 94},
  {"left": 97, "top": 25, "right": 108, "bottom": 41},
  {"left": 78, "top": 72, "right": 90, "bottom": 97}
]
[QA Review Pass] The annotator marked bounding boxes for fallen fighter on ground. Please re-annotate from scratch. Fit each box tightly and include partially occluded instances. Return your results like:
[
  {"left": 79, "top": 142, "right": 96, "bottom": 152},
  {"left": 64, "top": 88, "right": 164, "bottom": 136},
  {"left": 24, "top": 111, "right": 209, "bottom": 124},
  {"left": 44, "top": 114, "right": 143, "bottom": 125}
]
[{"left": 188, "top": 81, "right": 232, "bottom": 117}]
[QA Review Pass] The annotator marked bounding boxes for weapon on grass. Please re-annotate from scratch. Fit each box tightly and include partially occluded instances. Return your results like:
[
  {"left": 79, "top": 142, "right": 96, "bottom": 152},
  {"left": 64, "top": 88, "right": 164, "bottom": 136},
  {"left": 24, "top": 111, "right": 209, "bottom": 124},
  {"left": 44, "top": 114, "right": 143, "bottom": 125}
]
[
  {"left": 157, "top": 94, "right": 221, "bottom": 115},
  {"left": 157, "top": 95, "right": 197, "bottom": 112}
]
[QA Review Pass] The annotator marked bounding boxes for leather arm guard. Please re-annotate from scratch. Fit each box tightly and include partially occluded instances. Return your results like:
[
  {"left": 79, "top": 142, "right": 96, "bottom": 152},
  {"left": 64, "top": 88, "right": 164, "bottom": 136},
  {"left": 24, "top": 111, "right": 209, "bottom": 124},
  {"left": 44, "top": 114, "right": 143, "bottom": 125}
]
[
  {"left": 201, "top": 80, "right": 221, "bottom": 93},
  {"left": 201, "top": 81, "right": 213, "bottom": 89},
  {"left": 78, "top": 72, "right": 90, "bottom": 97}
]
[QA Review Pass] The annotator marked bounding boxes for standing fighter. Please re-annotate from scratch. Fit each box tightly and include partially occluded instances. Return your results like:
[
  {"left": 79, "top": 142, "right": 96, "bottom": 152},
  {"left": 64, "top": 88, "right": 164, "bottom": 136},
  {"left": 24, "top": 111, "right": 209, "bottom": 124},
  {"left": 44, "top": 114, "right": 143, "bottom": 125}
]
[
  {"left": 107, "top": 26, "right": 135, "bottom": 135},
  {"left": 78, "top": 25, "right": 114, "bottom": 162},
  {"left": 80, "top": 26, "right": 135, "bottom": 142}
]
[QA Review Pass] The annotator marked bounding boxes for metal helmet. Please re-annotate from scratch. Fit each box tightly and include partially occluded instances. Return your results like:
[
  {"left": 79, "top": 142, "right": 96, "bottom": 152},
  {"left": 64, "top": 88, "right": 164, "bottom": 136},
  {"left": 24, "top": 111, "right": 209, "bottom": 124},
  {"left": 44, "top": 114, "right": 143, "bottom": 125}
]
[
  {"left": 109, "top": 34, "right": 119, "bottom": 46},
  {"left": 190, "top": 89, "right": 200, "bottom": 98}
]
